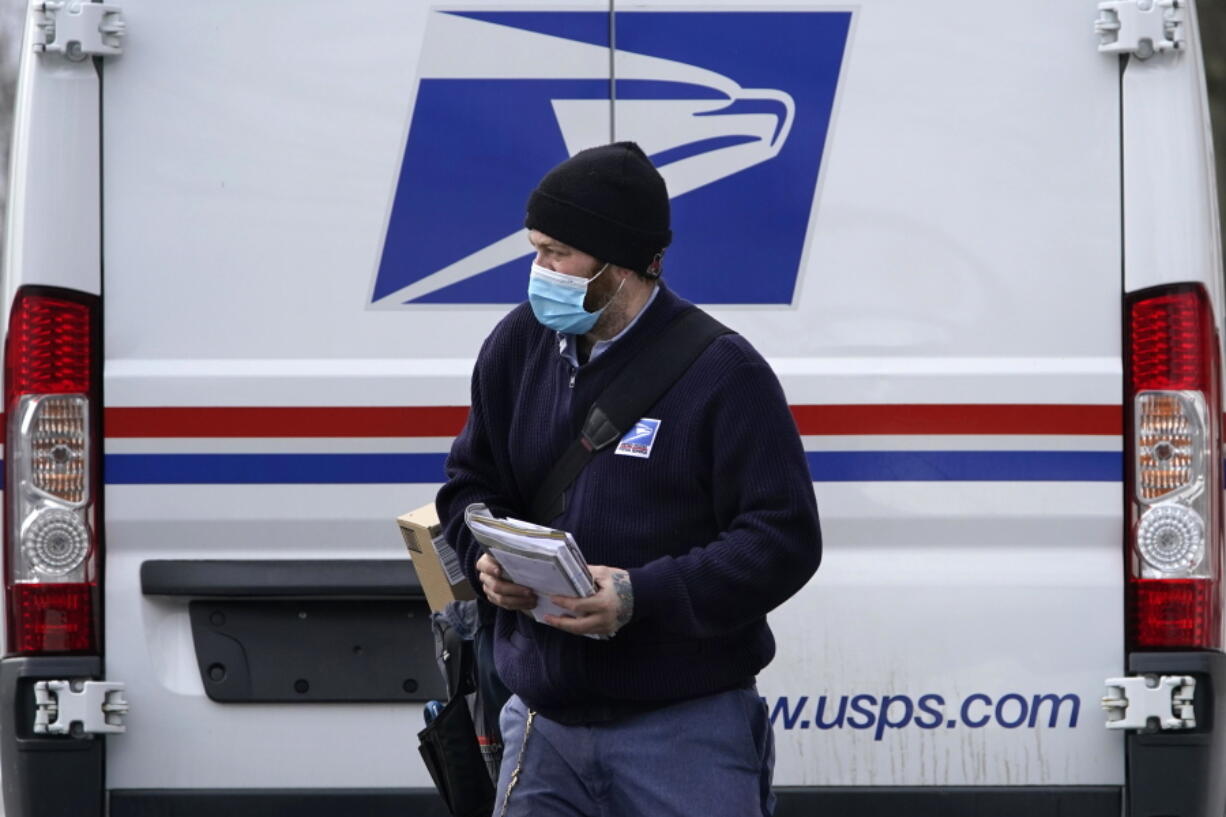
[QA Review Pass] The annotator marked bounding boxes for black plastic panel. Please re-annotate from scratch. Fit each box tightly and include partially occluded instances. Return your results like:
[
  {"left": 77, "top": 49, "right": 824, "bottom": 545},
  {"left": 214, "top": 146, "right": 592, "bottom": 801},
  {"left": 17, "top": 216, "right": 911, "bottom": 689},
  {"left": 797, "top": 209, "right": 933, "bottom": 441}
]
[
  {"left": 1, "top": 656, "right": 105, "bottom": 817},
  {"left": 1127, "top": 650, "right": 1226, "bottom": 817},
  {"left": 188, "top": 600, "right": 445, "bottom": 703},
  {"left": 110, "top": 789, "right": 449, "bottom": 817},
  {"left": 773, "top": 786, "right": 1120, "bottom": 816},
  {"left": 142, "top": 559, "right": 422, "bottom": 598},
  {"left": 109, "top": 786, "right": 1120, "bottom": 817}
]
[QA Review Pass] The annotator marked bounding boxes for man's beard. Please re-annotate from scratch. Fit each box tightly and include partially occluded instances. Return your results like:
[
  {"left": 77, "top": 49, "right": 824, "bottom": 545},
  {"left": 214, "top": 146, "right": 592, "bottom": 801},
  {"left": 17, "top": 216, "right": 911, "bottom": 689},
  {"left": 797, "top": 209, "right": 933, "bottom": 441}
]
[{"left": 587, "top": 276, "right": 628, "bottom": 339}]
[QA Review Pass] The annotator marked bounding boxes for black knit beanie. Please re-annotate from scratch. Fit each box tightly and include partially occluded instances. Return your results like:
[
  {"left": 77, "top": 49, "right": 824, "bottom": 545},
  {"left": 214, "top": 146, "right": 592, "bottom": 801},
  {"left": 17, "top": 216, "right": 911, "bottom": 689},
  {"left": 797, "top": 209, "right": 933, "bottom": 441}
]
[{"left": 525, "top": 142, "right": 672, "bottom": 276}]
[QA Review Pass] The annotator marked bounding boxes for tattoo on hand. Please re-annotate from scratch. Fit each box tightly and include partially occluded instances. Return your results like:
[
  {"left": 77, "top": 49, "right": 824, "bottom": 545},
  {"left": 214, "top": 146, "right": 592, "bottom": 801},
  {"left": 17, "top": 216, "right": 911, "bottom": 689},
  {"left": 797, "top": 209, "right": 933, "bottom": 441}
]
[{"left": 612, "top": 570, "right": 633, "bottom": 630}]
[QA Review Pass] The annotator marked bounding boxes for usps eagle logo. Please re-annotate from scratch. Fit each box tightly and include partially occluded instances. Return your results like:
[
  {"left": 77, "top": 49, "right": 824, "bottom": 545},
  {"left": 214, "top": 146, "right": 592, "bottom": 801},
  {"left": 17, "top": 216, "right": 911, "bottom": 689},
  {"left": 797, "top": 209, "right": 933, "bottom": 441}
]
[
  {"left": 615, "top": 419, "right": 662, "bottom": 459},
  {"left": 371, "top": 10, "right": 851, "bottom": 307}
]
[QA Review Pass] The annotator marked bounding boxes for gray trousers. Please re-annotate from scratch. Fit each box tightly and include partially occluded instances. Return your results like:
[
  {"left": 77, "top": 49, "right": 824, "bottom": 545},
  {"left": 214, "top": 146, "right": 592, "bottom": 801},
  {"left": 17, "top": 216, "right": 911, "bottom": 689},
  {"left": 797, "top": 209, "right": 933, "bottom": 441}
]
[{"left": 494, "top": 688, "right": 776, "bottom": 817}]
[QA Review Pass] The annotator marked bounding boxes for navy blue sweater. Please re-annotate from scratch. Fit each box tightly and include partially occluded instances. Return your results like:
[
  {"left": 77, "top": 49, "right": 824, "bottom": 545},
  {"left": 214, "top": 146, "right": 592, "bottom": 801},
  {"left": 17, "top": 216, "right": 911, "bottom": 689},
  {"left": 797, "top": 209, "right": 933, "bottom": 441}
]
[{"left": 436, "top": 283, "right": 821, "bottom": 714}]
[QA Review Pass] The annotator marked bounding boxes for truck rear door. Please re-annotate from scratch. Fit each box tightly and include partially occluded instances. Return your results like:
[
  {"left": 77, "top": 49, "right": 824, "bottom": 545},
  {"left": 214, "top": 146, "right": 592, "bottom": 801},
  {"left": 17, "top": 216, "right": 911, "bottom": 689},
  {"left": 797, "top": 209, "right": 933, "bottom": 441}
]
[
  {"left": 97, "top": 1, "right": 613, "bottom": 809},
  {"left": 605, "top": 1, "right": 1124, "bottom": 811},
  {"left": 97, "top": 0, "right": 1124, "bottom": 814}
]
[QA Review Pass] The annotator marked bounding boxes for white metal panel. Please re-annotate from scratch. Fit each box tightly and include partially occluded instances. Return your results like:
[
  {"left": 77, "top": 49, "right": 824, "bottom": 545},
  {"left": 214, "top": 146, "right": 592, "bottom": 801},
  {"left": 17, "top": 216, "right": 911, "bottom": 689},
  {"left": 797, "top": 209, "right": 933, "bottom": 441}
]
[
  {"left": 103, "top": 358, "right": 473, "bottom": 408},
  {"left": 611, "top": 0, "right": 1121, "bottom": 362},
  {"left": 3, "top": 7, "right": 102, "bottom": 302},
  {"left": 762, "top": 482, "right": 1122, "bottom": 786},
  {"left": 100, "top": 3, "right": 585, "bottom": 369},
  {"left": 105, "top": 483, "right": 437, "bottom": 788},
  {"left": 102, "top": 355, "right": 1123, "bottom": 408},
  {"left": 1122, "top": 2, "right": 1222, "bottom": 295}
]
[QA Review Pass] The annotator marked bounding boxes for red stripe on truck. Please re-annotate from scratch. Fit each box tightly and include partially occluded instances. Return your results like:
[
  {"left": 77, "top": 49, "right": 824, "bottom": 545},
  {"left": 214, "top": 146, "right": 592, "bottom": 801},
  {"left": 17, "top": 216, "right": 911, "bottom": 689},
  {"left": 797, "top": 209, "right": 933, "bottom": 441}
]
[
  {"left": 104, "top": 406, "right": 470, "bottom": 438},
  {"left": 789, "top": 404, "right": 1122, "bottom": 436},
  {"left": 98, "top": 404, "right": 1123, "bottom": 439}
]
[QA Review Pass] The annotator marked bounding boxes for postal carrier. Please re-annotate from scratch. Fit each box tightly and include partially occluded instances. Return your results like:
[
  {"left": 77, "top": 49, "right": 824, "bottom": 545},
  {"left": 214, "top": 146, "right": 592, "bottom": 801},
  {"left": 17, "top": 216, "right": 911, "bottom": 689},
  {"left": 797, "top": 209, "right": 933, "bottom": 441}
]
[{"left": 0, "top": 1, "right": 1222, "bottom": 816}]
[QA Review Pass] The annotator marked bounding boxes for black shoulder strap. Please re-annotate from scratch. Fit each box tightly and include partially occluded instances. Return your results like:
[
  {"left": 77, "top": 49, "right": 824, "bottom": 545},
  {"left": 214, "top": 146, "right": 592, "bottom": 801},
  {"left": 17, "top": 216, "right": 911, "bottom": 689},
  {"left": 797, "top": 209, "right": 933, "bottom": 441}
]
[{"left": 529, "top": 307, "right": 733, "bottom": 523}]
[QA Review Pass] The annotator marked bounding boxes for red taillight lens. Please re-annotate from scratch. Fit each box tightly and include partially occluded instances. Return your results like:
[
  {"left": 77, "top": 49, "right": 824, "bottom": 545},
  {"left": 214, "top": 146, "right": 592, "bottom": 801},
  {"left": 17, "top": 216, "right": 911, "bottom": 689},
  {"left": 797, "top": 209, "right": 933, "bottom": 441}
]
[
  {"left": 10, "top": 582, "right": 96, "bottom": 653},
  {"left": 1131, "top": 578, "right": 1218, "bottom": 649},
  {"left": 4, "top": 287, "right": 101, "bottom": 656},
  {"left": 1131, "top": 291, "right": 1215, "bottom": 391},
  {"left": 1125, "top": 284, "right": 1222, "bottom": 650},
  {"left": 6, "top": 295, "right": 91, "bottom": 396}
]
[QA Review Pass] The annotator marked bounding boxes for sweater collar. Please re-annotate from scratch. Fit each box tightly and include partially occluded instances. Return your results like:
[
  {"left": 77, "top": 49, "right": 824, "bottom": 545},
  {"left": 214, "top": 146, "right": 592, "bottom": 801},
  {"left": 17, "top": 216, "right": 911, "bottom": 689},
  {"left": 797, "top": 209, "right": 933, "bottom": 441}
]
[
  {"left": 558, "top": 284, "right": 661, "bottom": 367},
  {"left": 556, "top": 281, "right": 691, "bottom": 374}
]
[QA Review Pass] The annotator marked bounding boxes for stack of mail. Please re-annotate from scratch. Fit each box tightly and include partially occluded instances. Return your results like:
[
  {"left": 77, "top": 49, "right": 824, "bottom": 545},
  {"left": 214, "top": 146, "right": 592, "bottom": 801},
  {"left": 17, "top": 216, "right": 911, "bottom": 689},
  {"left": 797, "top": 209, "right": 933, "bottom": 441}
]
[{"left": 464, "top": 503, "right": 596, "bottom": 627}]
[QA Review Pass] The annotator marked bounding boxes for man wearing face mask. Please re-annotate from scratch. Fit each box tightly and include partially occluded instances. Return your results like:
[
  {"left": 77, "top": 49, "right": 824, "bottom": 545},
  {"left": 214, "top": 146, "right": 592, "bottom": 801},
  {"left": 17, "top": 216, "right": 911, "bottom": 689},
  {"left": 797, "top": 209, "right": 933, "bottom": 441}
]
[{"left": 436, "top": 142, "right": 821, "bottom": 817}]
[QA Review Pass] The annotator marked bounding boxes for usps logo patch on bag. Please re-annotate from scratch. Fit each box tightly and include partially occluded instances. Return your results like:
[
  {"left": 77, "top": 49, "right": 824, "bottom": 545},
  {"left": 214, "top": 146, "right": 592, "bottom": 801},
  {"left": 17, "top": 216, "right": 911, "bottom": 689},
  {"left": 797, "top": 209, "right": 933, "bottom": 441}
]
[
  {"left": 371, "top": 9, "right": 850, "bottom": 307},
  {"left": 616, "top": 419, "right": 662, "bottom": 459}
]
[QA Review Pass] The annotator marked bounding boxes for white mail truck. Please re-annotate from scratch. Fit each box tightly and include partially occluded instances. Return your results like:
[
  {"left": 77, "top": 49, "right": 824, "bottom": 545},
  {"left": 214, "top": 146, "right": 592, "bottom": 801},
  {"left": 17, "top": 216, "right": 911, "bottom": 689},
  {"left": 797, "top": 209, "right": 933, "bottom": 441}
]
[{"left": 0, "top": 1, "right": 1223, "bottom": 815}]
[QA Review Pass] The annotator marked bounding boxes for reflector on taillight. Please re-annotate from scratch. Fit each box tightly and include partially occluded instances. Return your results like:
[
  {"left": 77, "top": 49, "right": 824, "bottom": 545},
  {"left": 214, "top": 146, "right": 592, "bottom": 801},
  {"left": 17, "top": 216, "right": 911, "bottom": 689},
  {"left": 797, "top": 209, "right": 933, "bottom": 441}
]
[
  {"left": 1136, "top": 392, "right": 1203, "bottom": 501},
  {"left": 26, "top": 394, "right": 88, "bottom": 503},
  {"left": 1126, "top": 284, "right": 1223, "bottom": 649},
  {"left": 4, "top": 288, "right": 101, "bottom": 655}
]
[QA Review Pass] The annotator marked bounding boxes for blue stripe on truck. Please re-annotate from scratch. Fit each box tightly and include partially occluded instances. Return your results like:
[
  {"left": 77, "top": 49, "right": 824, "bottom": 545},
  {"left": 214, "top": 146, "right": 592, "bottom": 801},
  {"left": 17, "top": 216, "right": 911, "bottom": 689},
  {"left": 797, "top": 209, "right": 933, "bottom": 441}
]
[
  {"left": 807, "top": 451, "right": 1122, "bottom": 482},
  {"left": 93, "top": 451, "right": 1123, "bottom": 485},
  {"left": 103, "top": 453, "right": 451, "bottom": 484}
]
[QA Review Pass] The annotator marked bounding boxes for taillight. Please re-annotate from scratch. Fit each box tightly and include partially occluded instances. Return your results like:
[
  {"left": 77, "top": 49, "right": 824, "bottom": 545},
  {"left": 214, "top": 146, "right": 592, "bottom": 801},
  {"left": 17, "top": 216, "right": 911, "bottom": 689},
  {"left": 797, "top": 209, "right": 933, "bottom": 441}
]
[
  {"left": 4, "top": 287, "right": 101, "bottom": 655},
  {"left": 1125, "top": 284, "right": 1222, "bottom": 649}
]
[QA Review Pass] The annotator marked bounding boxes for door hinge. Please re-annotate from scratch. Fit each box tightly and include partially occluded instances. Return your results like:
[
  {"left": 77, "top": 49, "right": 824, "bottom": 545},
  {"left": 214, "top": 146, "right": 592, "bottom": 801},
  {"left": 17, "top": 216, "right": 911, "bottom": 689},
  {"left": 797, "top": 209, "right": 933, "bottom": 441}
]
[
  {"left": 1095, "top": 0, "right": 1185, "bottom": 60},
  {"left": 33, "top": 679, "right": 128, "bottom": 736},
  {"left": 1102, "top": 675, "right": 1196, "bottom": 731},
  {"left": 32, "top": 1, "right": 125, "bottom": 61}
]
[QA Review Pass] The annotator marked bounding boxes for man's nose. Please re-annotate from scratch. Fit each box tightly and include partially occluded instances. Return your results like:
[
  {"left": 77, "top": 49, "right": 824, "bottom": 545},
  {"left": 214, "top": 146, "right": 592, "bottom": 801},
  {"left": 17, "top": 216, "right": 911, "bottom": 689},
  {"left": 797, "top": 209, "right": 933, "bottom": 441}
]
[{"left": 534, "top": 252, "right": 553, "bottom": 271}]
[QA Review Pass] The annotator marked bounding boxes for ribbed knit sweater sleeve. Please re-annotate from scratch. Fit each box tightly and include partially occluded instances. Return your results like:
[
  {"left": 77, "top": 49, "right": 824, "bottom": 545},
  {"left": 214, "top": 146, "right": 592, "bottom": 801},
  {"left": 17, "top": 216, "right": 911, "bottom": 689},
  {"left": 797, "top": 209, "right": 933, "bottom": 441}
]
[
  {"left": 626, "top": 353, "right": 821, "bottom": 639},
  {"left": 435, "top": 319, "right": 526, "bottom": 589}
]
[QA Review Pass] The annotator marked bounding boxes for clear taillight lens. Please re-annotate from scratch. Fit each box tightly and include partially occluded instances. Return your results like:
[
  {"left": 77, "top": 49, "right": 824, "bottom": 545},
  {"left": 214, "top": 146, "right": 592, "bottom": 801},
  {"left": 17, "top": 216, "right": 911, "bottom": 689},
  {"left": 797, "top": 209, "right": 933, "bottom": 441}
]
[
  {"left": 24, "top": 394, "right": 88, "bottom": 504},
  {"left": 1126, "top": 284, "right": 1222, "bottom": 649},
  {"left": 4, "top": 288, "right": 100, "bottom": 655},
  {"left": 1136, "top": 392, "right": 1204, "bottom": 502},
  {"left": 12, "top": 395, "right": 92, "bottom": 579}
]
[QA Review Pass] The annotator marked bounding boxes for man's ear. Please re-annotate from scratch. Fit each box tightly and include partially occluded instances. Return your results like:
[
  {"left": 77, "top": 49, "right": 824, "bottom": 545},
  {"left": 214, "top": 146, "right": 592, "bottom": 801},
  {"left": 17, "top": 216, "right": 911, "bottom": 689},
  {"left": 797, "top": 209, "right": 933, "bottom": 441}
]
[{"left": 645, "top": 250, "right": 664, "bottom": 279}]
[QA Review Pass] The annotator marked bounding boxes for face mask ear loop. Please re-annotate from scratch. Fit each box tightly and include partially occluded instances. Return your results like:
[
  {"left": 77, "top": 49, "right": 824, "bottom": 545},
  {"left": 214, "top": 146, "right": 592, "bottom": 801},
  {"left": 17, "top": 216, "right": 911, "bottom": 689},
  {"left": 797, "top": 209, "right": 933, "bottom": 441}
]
[{"left": 595, "top": 269, "right": 627, "bottom": 314}]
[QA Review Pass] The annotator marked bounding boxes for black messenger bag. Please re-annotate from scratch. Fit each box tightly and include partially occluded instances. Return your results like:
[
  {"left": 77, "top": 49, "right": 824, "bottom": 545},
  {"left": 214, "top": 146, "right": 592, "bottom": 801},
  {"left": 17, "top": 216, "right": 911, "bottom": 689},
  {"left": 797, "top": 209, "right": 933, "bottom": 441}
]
[{"left": 418, "top": 622, "right": 495, "bottom": 817}]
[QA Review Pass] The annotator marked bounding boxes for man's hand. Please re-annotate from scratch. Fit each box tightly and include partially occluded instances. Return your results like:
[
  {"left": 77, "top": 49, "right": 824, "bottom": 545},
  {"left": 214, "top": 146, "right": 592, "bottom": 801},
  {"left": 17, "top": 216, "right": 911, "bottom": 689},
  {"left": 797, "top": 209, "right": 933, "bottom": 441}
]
[
  {"left": 476, "top": 552, "right": 537, "bottom": 611},
  {"left": 544, "top": 565, "right": 633, "bottom": 637}
]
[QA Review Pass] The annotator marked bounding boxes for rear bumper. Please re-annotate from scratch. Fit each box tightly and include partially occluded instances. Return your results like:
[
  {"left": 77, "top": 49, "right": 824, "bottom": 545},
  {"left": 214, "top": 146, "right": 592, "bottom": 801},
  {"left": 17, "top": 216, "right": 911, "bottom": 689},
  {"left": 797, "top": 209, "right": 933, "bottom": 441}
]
[
  {"left": 16, "top": 653, "right": 1226, "bottom": 817},
  {"left": 107, "top": 787, "right": 1120, "bottom": 817},
  {"left": 1127, "top": 650, "right": 1226, "bottom": 817},
  {"left": 0, "top": 656, "right": 104, "bottom": 817}
]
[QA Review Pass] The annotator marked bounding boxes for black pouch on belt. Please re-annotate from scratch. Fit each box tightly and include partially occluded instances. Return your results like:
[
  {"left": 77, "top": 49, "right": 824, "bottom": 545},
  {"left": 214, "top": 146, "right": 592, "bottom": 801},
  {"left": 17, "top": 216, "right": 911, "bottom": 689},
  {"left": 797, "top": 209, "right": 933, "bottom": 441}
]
[{"left": 418, "top": 624, "right": 495, "bottom": 817}]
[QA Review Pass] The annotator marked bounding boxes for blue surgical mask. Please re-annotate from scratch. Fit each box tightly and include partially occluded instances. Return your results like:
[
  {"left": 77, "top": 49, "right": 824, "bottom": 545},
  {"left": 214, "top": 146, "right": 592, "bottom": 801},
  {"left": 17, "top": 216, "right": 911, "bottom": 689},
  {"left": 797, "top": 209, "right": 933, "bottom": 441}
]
[{"left": 528, "top": 262, "right": 620, "bottom": 334}]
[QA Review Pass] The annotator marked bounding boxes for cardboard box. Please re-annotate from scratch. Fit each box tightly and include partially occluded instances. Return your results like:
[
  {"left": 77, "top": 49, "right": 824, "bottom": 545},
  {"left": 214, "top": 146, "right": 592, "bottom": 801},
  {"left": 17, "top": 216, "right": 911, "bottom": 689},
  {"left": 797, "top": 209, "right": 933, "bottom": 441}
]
[{"left": 397, "top": 502, "right": 476, "bottom": 612}]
